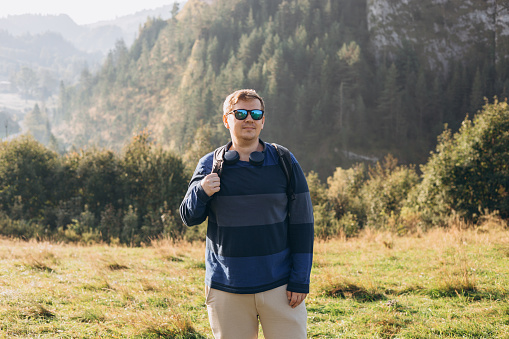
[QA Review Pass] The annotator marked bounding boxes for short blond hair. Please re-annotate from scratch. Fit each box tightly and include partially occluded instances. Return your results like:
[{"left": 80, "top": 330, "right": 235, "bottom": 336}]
[{"left": 222, "top": 89, "right": 265, "bottom": 115}]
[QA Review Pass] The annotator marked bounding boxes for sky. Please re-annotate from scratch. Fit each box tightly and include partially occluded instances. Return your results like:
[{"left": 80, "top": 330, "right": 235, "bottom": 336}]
[{"left": 1, "top": 0, "right": 177, "bottom": 25}]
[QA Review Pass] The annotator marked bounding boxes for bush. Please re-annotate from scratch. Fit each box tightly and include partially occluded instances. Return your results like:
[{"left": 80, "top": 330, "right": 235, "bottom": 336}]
[
  {"left": 326, "top": 164, "right": 366, "bottom": 222},
  {"left": 74, "top": 149, "right": 122, "bottom": 218},
  {"left": 120, "top": 131, "right": 189, "bottom": 242},
  {"left": 98, "top": 204, "right": 123, "bottom": 242},
  {"left": 0, "top": 133, "right": 189, "bottom": 244},
  {"left": 122, "top": 205, "right": 140, "bottom": 245},
  {"left": 308, "top": 157, "right": 419, "bottom": 238},
  {"left": 0, "top": 136, "right": 58, "bottom": 221},
  {"left": 361, "top": 155, "right": 419, "bottom": 230},
  {"left": 306, "top": 171, "right": 328, "bottom": 206},
  {"left": 338, "top": 211, "right": 360, "bottom": 237},
  {"left": 0, "top": 211, "right": 45, "bottom": 239},
  {"left": 313, "top": 202, "right": 341, "bottom": 239},
  {"left": 313, "top": 165, "right": 365, "bottom": 238},
  {"left": 409, "top": 99, "right": 509, "bottom": 225},
  {"left": 307, "top": 171, "right": 342, "bottom": 238}
]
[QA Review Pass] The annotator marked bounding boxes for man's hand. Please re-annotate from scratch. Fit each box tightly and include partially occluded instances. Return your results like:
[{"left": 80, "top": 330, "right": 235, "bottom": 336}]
[
  {"left": 201, "top": 173, "right": 221, "bottom": 196},
  {"left": 286, "top": 291, "right": 307, "bottom": 308}
]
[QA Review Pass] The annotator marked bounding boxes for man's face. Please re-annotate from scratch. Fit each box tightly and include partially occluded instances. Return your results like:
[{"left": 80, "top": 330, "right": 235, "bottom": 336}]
[{"left": 223, "top": 99, "right": 265, "bottom": 143}]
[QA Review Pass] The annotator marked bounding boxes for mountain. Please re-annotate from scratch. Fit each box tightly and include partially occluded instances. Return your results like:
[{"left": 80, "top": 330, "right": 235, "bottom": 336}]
[
  {"left": 0, "top": 3, "right": 186, "bottom": 135},
  {"left": 0, "top": 14, "right": 82, "bottom": 38},
  {"left": 0, "top": 13, "right": 112, "bottom": 57},
  {"left": 86, "top": 4, "right": 183, "bottom": 48},
  {"left": 0, "top": 28, "right": 102, "bottom": 95},
  {"left": 368, "top": 0, "right": 509, "bottom": 71},
  {"left": 39, "top": 0, "right": 509, "bottom": 177},
  {"left": 0, "top": 3, "right": 186, "bottom": 54}
]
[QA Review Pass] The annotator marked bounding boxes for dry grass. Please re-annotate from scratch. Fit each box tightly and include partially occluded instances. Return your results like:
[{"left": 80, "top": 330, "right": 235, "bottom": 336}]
[
  {"left": 0, "top": 222, "right": 508, "bottom": 338},
  {"left": 71, "top": 308, "right": 106, "bottom": 323},
  {"left": 106, "top": 261, "right": 129, "bottom": 270},
  {"left": 22, "top": 304, "right": 56, "bottom": 319},
  {"left": 140, "top": 278, "right": 160, "bottom": 292},
  {"left": 138, "top": 310, "right": 205, "bottom": 338},
  {"left": 151, "top": 237, "right": 204, "bottom": 262},
  {"left": 309, "top": 218, "right": 509, "bottom": 337},
  {"left": 322, "top": 277, "right": 386, "bottom": 302}
]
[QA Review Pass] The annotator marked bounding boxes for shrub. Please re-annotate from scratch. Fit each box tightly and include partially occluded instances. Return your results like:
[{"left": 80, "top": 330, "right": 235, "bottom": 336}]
[
  {"left": 360, "top": 155, "right": 419, "bottom": 230},
  {"left": 338, "top": 211, "right": 360, "bottom": 237},
  {"left": 0, "top": 133, "right": 189, "bottom": 244},
  {"left": 122, "top": 205, "right": 139, "bottom": 245},
  {"left": 313, "top": 202, "right": 341, "bottom": 239},
  {"left": 0, "top": 136, "right": 58, "bottom": 221},
  {"left": 0, "top": 211, "right": 45, "bottom": 239},
  {"left": 409, "top": 99, "right": 509, "bottom": 225},
  {"left": 307, "top": 171, "right": 341, "bottom": 239},
  {"left": 141, "top": 210, "right": 164, "bottom": 241},
  {"left": 74, "top": 148, "right": 122, "bottom": 218},
  {"left": 326, "top": 164, "right": 366, "bottom": 220},
  {"left": 306, "top": 171, "right": 328, "bottom": 206},
  {"left": 308, "top": 167, "right": 365, "bottom": 239},
  {"left": 120, "top": 131, "right": 189, "bottom": 242}
]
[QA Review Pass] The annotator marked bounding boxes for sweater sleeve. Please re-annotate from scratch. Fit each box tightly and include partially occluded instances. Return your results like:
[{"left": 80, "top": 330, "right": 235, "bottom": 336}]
[
  {"left": 286, "top": 155, "right": 314, "bottom": 294},
  {"left": 179, "top": 153, "right": 214, "bottom": 226}
]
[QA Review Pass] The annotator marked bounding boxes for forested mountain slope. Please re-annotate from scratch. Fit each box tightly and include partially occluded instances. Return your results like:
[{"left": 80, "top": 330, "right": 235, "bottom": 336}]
[
  {"left": 368, "top": 0, "right": 509, "bottom": 70},
  {"left": 52, "top": 0, "right": 509, "bottom": 177}
]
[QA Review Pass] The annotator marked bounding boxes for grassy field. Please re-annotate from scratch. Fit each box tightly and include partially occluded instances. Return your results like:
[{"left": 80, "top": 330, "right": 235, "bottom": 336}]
[{"left": 0, "top": 220, "right": 508, "bottom": 338}]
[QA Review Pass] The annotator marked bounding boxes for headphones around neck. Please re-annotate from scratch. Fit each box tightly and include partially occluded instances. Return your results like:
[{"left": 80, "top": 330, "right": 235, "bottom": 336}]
[{"left": 223, "top": 139, "right": 266, "bottom": 166}]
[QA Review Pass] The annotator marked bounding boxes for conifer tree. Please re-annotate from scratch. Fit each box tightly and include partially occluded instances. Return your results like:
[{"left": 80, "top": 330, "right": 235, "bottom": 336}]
[
  {"left": 414, "top": 69, "right": 429, "bottom": 138},
  {"left": 470, "top": 67, "right": 484, "bottom": 113},
  {"left": 377, "top": 63, "right": 403, "bottom": 143}
]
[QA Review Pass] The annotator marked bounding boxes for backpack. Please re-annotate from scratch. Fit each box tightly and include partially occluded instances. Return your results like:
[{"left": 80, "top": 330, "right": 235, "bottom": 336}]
[{"left": 211, "top": 142, "right": 295, "bottom": 201}]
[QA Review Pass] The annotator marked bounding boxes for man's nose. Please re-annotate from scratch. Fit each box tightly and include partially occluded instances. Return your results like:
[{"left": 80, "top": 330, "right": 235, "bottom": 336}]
[{"left": 245, "top": 112, "right": 254, "bottom": 121}]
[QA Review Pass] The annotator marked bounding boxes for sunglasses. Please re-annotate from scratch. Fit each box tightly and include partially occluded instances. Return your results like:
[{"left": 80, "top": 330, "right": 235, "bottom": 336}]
[{"left": 227, "top": 109, "right": 264, "bottom": 120}]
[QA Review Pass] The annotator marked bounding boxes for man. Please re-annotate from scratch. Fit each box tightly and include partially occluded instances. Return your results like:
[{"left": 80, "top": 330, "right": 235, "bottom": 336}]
[{"left": 180, "top": 89, "right": 314, "bottom": 339}]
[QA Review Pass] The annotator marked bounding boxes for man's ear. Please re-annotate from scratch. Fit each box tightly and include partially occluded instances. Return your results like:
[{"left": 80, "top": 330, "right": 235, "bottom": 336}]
[
  {"left": 223, "top": 114, "right": 230, "bottom": 129},
  {"left": 261, "top": 116, "right": 265, "bottom": 129}
]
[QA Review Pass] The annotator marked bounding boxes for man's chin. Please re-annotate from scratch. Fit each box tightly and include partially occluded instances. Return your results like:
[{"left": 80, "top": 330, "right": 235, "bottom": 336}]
[{"left": 234, "top": 133, "right": 260, "bottom": 143}]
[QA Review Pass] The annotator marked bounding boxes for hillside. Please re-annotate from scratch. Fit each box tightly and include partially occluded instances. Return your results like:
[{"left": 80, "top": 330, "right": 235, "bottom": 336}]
[
  {"left": 0, "top": 29, "right": 101, "bottom": 85},
  {"left": 368, "top": 1, "right": 509, "bottom": 69},
  {"left": 0, "top": 4, "right": 186, "bottom": 139},
  {"left": 0, "top": 14, "right": 116, "bottom": 54},
  {"left": 0, "top": 4, "right": 185, "bottom": 54},
  {"left": 52, "top": 0, "right": 509, "bottom": 177}
]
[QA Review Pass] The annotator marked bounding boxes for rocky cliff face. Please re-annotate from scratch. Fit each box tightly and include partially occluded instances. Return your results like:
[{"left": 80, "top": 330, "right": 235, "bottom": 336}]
[{"left": 367, "top": 0, "right": 509, "bottom": 70}]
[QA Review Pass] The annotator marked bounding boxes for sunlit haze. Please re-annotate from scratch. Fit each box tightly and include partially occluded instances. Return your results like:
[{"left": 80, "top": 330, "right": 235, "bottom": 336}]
[{"left": 1, "top": 0, "right": 176, "bottom": 25}]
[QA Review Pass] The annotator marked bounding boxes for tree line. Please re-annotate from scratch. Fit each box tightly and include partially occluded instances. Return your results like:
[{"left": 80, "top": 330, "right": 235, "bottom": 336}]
[
  {"left": 1, "top": 100, "right": 508, "bottom": 243},
  {"left": 0, "top": 131, "right": 189, "bottom": 244},
  {"left": 309, "top": 99, "right": 509, "bottom": 237}
]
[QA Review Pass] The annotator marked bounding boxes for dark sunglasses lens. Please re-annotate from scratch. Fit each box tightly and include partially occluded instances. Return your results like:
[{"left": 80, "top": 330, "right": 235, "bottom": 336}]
[
  {"left": 234, "top": 110, "right": 248, "bottom": 120},
  {"left": 250, "top": 110, "right": 263, "bottom": 120}
]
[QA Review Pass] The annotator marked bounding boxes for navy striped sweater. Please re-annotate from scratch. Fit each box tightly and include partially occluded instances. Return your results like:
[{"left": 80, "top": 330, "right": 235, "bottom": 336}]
[{"left": 180, "top": 142, "right": 314, "bottom": 294}]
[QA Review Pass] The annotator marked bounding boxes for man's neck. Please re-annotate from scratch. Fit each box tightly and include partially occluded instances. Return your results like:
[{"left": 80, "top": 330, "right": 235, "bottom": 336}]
[{"left": 230, "top": 138, "right": 262, "bottom": 161}]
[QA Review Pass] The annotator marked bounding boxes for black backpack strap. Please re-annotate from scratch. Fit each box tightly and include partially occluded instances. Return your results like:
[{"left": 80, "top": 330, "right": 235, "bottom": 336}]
[
  {"left": 212, "top": 144, "right": 227, "bottom": 177},
  {"left": 272, "top": 143, "right": 295, "bottom": 201}
]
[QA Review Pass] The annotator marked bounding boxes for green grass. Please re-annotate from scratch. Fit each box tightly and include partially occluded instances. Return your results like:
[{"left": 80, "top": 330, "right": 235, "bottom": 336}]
[{"left": 0, "top": 225, "right": 508, "bottom": 338}]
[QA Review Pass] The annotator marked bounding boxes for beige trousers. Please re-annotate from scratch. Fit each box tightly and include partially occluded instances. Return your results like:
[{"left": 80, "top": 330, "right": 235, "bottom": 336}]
[{"left": 205, "top": 284, "right": 307, "bottom": 339}]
